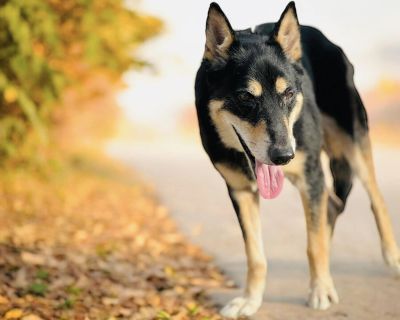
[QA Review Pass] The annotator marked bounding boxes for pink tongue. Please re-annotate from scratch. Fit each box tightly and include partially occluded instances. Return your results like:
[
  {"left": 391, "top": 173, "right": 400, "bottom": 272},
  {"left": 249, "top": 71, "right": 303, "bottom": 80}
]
[{"left": 255, "top": 160, "right": 284, "bottom": 199}]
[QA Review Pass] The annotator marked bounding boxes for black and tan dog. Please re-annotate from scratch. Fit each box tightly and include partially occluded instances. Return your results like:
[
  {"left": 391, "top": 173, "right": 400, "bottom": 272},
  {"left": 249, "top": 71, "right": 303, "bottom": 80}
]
[{"left": 195, "top": 2, "right": 400, "bottom": 318}]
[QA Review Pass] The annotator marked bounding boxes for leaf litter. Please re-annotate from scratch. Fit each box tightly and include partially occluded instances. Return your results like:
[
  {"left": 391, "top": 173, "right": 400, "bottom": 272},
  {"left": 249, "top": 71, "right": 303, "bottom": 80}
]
[{"left": 0, "top": 156, "right": 232, "bottom": 319}]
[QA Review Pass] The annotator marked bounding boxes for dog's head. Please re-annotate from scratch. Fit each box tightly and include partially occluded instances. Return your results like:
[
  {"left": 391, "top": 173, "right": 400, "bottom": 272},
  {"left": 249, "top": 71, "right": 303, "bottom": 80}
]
[
  {"left": 203, "top": 2, "right": 304, "bottom": 198},
  {"left": 204, "top": 2, "right": 304, "bottom": 164}
]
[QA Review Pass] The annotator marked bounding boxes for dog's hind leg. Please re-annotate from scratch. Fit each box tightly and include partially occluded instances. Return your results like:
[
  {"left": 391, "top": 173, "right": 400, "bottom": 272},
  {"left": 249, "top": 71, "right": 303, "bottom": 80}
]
[
  {"left": 322, "top": 116, "right": 355, "bottom": 233},
  {"left": 215, "top": 163, "right": 265, "bottom": 318},
  {"left": 323, "top": 114, "right": 396, "bottom": 247},
  {"left": 352, "top": 136, "right": 400, "bottom": 274},
  {"left": 323, "top": 114, "right": 400, "bottom": 273},
  {"left": 327, "top": 156, "right": 353, "bottom": 232}
]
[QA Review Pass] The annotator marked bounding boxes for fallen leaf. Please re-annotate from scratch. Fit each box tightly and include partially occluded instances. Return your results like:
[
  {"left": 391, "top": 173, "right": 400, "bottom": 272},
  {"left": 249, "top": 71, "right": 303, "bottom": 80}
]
[
  {"left": 101, "top": 297, "right": 119, "bottom": 306},
  {"left": 0, "top": 295, "right": 10, "bottom": 304},
  {"left": 5, "top": 308, "right": 24, "bottom": 319},
  {"left": 21, "top": 252, "right": 45, "bottom": 265},
  {"left": 21, "top": 315, "right": 43, "bottom": 320}
]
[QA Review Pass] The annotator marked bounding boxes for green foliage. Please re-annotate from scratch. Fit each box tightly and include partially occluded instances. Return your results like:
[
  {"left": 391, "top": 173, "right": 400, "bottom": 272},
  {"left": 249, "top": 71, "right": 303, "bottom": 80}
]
[
  {"left": 0, "top": 0, "right": 60, "bottom": 159},
  {"left": 28, "top": 281, "right": 48, "bottom": 296},
  {"left": 58, "top": 297, "right": 75, "bottom": 310},
  {"left": 0, "top": 0, "right": 162, "bottom": 161},
  {"left": 156, "top": 310, "right": 172, "bottom": 320},
  {"left": 36, "top": 268, "right": 50, "bottom": 281}
]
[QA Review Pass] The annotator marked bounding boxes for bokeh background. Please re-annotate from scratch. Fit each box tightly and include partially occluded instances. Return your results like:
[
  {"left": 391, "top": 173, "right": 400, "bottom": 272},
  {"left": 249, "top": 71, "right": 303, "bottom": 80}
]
[
  {"left": 0, "top": 0, "right": 399, "bottom": 319},
  {"left": 115, "top": 0, "right": 400, "bottom": 145}
]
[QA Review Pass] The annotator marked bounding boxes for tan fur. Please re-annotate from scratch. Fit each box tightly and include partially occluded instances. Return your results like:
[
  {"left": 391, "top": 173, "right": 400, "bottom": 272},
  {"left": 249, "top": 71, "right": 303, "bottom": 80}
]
[
  {"left": 215, "top": 163, "right": 256, "bottom": 191},
  {"left": 282, "top": 148, "right": 331, "bottom": 277},
  {"left": 290, "top": 94, "right": 303, "bottom": 124},
  {"left": 204, "top": 9, "right": 234, "bottom": 60},
  {"left": 300, "top": 187, "right": 331, "bottom": 284},
  {"left": 231, "top": 189, "right": 266, "bottom": 299},
  {"left": 247, "top": 79, "right": 263, "bottom": 97},
  {"left": 275, "top": 76, "right": 288, "bottom": 94},
  {"left": 322, "top": 116, "right": 354, "bottom": 158},
  {"left": 222, "top": 111, "right": 269, "bottom": 162},
  {"left": 209, "top": 99, "right": 243, "bottom": 152},
  {"left": 209, "top": 99, "right": 269, "bottom": 169},
  {"left": 354, "top": 137, "right": 399, "bottom": 260},
  {"left": 287, "top": 93, "right": 303, "bottom": 151},
  {"left": 275, "top": 7, "right": 302, "bottom": 61},
  {"left": 320, "top": 150, "right": 342, "bottom": 208},
  {"left": 320, "top": 150, "right": 333, "bottom": 190},
  {"left": 282, "top": 150, "right": 306, "bottom": 183}
]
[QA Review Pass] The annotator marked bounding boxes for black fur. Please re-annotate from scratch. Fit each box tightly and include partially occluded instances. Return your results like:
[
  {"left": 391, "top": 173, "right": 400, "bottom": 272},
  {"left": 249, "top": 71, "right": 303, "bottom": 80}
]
[
  {"left": 255, "top": 23, "right": 369, "bottom": 137},
  {"left": 195, "top": 2, "right": 367, "bottom": 208}
]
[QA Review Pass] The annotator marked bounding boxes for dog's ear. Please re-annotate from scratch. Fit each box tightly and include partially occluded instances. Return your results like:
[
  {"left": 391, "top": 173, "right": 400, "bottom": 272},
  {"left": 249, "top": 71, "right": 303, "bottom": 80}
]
[
  {"left": 204, "top": 3, "right": 235, "bottom": 61},
  {"left": 273, "top": 2, "right": 302, "bottom": 61}
]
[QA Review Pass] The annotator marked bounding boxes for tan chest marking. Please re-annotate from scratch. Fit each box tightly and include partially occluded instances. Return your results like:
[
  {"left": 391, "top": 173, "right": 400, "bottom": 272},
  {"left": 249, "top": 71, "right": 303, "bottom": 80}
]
[
  {"left": 215, "top": 163, "right": 256, "bottom": 191},
  {"left": 282, "top": 150, "right": 306, "bottom": 188},
  {"left": 283, "top": 150, "right": 305, "bottom": 176}
]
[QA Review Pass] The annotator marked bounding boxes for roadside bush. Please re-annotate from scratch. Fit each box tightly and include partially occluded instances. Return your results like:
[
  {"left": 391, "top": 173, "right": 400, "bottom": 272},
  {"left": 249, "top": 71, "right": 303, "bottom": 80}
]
[{"left": 0, "top": 0, "right": 162, "bottom": 162}]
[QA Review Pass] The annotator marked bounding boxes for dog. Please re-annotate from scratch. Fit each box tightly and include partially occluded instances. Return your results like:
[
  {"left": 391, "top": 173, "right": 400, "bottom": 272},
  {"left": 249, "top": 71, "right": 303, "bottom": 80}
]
[{"left": 194, "top": 2, "right": 400, "bottom": 318}]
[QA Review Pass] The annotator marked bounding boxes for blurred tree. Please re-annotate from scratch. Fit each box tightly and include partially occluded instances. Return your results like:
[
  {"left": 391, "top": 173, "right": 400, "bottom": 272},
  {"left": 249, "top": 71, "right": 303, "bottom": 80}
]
[{"left": 0, "top": 0, "right": 162, "bottom": 162}]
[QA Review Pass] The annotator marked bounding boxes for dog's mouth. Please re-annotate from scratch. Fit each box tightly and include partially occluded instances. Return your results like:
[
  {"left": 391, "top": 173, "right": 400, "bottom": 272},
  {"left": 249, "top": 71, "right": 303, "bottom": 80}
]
[{"left": 233, "top": 127, "right": 284, "bottom": 200}]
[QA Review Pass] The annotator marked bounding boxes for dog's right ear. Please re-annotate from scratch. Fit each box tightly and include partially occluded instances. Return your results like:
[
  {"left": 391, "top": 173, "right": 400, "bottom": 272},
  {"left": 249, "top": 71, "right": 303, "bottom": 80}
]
[{"left": 204, "top": 3, "right": 235, "bottom": 62}]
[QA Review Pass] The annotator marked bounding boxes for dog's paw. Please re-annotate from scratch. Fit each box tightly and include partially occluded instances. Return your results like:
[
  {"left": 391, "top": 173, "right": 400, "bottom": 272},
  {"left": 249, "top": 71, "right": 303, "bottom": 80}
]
[
  {"left": 220, "top": 296, "right": 262, "bottom": 319},
  {"left": 383, "top": 248, "right": 400, "bottom": 276},
  {"left": 392, "top": 261, "right": 400, "bottom": 276},
  {"left": 308, "top": 278, "right": 339, "bottom": 310}
]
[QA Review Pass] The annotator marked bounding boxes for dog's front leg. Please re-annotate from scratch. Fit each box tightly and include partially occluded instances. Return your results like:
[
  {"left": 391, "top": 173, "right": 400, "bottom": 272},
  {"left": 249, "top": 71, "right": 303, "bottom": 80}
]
[
  {"left": 299, "top": 164, "right": 339, "bottom": 310},
  {"left": 220, "top": 186, "right": 266, "bottom": 318}
]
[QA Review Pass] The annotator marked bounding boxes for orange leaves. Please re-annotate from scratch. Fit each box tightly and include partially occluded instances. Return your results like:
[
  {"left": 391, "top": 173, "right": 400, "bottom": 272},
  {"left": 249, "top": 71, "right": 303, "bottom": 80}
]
[
  {"left": 0, "top": 156, "right": 230, "bottom": 319},
  {"left": 4, "top": 309, "right": 23, "bottom": 319}
]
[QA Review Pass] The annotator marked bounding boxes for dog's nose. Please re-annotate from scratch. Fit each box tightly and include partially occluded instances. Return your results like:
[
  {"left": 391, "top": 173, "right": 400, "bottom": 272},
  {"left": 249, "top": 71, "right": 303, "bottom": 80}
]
[{"left": 269, "top": 146, "right": 294, "bottom": 165}]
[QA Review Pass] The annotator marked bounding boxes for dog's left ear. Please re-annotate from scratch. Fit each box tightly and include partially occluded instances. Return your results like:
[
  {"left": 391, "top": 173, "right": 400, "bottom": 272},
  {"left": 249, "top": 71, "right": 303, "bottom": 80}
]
[
  {"left": 273, "top": 2, "right": 302, "bottom": 61},
  {"left": 204, "top": 3, "right": 235, "bottom": 62}
]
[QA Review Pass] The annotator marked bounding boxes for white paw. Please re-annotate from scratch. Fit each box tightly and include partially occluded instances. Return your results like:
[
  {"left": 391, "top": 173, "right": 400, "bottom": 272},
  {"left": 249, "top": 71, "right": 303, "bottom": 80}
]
[
  {"left": 220, "top": 296, "right": 262, "bottom": 319},
  {"left": 393, "top": 262, "right": 400, "bottom": 276},
  {"left": 308, "top": 278, "right": 339, "bottom": 310},
  {"left": 383, "top": 249, "right": 400, "bottom": 276}
]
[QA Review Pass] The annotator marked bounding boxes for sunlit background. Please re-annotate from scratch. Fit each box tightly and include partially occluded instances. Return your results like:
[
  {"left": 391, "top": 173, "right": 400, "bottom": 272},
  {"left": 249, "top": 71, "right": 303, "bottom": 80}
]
[{"left": 117, "top": 0, "right": 400, "bottom": 142}]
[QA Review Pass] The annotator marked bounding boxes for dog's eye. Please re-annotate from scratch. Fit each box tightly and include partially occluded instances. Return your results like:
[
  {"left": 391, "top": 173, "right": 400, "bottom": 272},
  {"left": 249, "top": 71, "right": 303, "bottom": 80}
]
[
  {"left": 237, "top": 91, "right": 254, "bottom": 104},
  {"left": 283, "top": 88, "right": 295, "bottom": 100}
]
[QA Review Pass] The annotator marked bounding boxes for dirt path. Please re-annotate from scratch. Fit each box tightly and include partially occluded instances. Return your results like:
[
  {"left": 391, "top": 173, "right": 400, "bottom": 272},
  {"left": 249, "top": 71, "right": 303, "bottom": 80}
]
[{"left": 109, "top": 141, "right": 400, "bottom": 320}]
